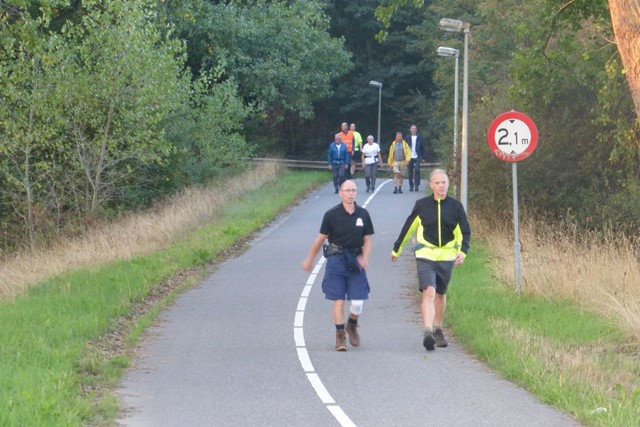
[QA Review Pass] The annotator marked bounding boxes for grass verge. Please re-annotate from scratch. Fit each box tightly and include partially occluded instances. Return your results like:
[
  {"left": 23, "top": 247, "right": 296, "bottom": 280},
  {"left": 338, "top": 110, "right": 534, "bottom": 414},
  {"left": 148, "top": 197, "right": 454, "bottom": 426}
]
[
  {"left": 448, "top": 242, "right": 640, "bottom": 427},
  {"left": 0, "top": 170, "right": 328, "bottom": 427}
]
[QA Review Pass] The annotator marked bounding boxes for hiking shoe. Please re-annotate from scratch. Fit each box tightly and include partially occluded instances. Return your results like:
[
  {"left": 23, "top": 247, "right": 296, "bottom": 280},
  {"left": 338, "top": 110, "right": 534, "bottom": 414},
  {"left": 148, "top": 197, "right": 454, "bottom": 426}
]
[
  {"left": 336, "top": 330, "right": 347, "bottom": 351},
  {"left": 434, "top": 328, "right": 448, "bottom": 348},
  {"left": 409, "top": 187, "right": 414, "bottom": 192},
  {"left": 423, "top": 331, "right": 436, "bottom": 351},
  {"left": 345, "top": 322, "right": 360, "bottom": 347},
  {"left": 398, "top": 188, "right": 403, "bottom": 194},
  {"left": 393, "top": 188, "right": 398, "bottom": 194}
]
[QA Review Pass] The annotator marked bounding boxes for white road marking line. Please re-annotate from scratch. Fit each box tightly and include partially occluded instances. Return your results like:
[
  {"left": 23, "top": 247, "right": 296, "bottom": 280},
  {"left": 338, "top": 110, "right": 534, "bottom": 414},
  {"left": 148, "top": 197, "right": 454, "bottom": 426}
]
[
  {"left": 297, "top": 347, "right": 314, "bottom": 372},
  {"left": 306, "top": 373, "right": 335, "bottom": 404},
  {"left": 294, "top": 179, "right": 390, "bottom": 426},
  {"left": 328, "top": 406, "right": 358, "bottom": 427},
  {"left": 294, "top": 311, "right": 304, "bottom": 327},
  {"left": 294, "top": 327, "right": 306, "bottom": 347}
]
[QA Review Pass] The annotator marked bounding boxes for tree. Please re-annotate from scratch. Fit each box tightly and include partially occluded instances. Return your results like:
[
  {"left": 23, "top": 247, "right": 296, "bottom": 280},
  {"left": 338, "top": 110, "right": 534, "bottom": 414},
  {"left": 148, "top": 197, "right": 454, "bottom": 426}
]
[
  {"left": 608, "top": 1, "right": 640, "bottom": 124},
  {"left": 0, "top": 3, "right": 73, "bottom": 249},
  {"left": 57, "top": 0, "right": 186, "bottom": 213}
]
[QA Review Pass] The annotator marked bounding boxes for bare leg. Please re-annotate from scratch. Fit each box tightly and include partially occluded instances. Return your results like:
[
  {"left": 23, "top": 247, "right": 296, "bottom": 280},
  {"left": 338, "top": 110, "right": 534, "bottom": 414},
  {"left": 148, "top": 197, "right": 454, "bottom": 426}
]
[
  {"left": 434, "top": 293, "right": 447, "bottom": 326},
  {"left": 421, "top": 287, "right": 436, "bottom": 330},
  {"left": 333, "top": 299, "right": 345, "bottom": 324}
]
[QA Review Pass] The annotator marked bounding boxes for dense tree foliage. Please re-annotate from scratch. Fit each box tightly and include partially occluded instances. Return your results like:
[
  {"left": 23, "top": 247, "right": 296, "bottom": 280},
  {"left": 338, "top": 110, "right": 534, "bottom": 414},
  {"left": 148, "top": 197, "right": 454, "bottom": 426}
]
[{"left": 1, "top": 0, "right": 638, "bottom": 253}]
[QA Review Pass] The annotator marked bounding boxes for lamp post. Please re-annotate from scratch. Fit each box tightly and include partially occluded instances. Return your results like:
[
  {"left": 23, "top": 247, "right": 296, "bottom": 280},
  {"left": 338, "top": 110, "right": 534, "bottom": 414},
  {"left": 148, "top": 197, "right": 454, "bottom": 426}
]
[
  {"left": 437, "top": 46, "right": 460, "bottom": 198},
  {"left": 439, "top": 18, "right": 470, "bottom": 212},
  {"left": 369, "top": 80, "right": 382, "bottom": 146}
]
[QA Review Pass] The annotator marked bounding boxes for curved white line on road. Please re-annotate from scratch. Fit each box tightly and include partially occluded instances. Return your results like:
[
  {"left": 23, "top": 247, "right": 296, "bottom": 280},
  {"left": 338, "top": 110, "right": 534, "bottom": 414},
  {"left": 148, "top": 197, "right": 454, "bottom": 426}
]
[{"left": 294, "top": 179, "right": 391, "bottom": 427}]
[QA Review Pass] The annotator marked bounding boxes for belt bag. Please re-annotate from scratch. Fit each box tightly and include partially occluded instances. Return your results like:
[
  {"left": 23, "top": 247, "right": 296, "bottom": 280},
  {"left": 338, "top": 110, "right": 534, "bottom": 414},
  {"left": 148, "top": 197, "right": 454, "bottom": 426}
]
[{"left": 323, "top": 242, "right": 342, "bottom": 257}]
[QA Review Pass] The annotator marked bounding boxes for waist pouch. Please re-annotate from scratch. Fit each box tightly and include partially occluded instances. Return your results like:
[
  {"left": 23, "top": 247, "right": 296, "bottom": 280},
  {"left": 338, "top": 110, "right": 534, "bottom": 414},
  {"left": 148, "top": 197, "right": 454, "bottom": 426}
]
[{"left": 323, "top": 242, "right": 342, "bottom": 257}]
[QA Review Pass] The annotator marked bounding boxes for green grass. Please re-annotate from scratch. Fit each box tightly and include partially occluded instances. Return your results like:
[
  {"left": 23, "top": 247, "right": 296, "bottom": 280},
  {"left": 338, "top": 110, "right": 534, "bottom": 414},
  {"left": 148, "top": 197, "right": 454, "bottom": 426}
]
[
  {"left": 0, "top": 170, "right": 327, "bottom": 427},
  {"left": 448, "top": 243, "right": 640, "bottom": 427},
  {"left": 4, "top": 170, "right": 638, "bottom": 427}
]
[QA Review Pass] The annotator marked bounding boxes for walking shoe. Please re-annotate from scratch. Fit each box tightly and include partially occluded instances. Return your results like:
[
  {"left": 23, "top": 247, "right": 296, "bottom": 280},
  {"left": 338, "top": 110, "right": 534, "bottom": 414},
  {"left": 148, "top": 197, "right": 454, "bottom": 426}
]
[
  {"left": 415, "top": 186, "right": 419, "bottom": 192},
  {"left": 345, "top": 322, "right": 360, "bottom": 347},
  {"left": 336, "top": 330, "right": 347, "bottom": 351},
  {"left": 423, "top": 331, "right": 436, "bottom": 351},
  {"left": 398, "top": 188, "right": 403, "bottom": 194},
  {"left": 409, "top": 187, "right": 414, "bottom": 191},
  {"left": 393, "top": 188, "right": 398, "bottom": 194},
  {"left": 434, "top": 328, "right": 448, "bottom": 347}
]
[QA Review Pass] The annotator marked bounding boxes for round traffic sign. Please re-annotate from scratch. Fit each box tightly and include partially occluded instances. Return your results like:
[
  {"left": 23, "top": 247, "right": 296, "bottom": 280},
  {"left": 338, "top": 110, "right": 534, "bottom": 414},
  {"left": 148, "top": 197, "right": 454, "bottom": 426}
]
[{"left": 487, "top": 111, "right": 538, "bottom": 162}]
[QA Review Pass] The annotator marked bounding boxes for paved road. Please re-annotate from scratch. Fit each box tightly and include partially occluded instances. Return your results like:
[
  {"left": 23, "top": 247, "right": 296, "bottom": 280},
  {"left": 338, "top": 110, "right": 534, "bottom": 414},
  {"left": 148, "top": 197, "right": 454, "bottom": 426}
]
[{"left": 117, "top": 179, "right": 581, "bottom": 427}]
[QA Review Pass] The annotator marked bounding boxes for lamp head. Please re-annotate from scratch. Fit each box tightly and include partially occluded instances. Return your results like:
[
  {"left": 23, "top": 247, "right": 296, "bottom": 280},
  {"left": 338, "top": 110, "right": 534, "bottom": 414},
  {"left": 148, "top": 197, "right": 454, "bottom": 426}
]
[
  {"left": 438, "top": 18, "right": 470, "bottom": 33},
  {"left": 369, "top": 80, "right": 383, "bottom": 88},
  {"left": 437, "top": 46, "right": 459, "bottom": 57}
]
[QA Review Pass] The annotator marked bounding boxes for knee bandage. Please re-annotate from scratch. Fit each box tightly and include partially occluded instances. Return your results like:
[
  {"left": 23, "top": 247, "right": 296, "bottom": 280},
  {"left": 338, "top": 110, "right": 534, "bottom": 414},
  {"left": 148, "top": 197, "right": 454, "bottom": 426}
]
[{"left": 349, "top": 299, "right": 364, "bottom": 316}]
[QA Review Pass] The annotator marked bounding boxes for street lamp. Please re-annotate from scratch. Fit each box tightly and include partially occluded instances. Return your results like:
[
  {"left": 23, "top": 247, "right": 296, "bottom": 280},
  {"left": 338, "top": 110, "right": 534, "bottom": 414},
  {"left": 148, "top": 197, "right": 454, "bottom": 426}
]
[
  {"left": 437, "top": 46, "right": 460, "bottom": 198},
  {"left": 369, "top": 80, "right": 382, "bottom": 147},
  {"left": 439, "top": 18, "right": 470, "bottom": 212}
]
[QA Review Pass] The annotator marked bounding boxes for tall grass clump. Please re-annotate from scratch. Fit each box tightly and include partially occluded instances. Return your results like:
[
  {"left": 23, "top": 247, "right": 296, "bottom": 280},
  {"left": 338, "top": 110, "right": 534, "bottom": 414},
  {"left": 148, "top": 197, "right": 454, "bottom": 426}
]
[
  {"left": 476, "top": 216, "right": 640, "bottom": 340},
  {"left": 0, "top": 163, "right": 282, "bottom": 301}
]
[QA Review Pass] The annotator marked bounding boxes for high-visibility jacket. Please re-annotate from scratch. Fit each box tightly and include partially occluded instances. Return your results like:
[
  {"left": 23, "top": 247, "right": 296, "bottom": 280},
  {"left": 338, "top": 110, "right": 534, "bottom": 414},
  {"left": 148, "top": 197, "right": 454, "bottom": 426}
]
[
  {"left": 392, "top": 195, "right": 470, "bottom": 261},
  {"left": 352, "top": 131, "right": 363, "bottom": 151},
  {"left": 340, "top": 130, "right": 355, "bottom": 153}
]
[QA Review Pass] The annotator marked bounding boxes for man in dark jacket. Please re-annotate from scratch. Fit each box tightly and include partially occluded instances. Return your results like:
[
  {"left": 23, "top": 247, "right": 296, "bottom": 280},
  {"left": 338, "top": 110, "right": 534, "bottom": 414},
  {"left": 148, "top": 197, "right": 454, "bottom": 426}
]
[
  {"left": 407, "top": 124, "right": 425, "bottom": 192},
  {"left": 327, "top": 133, "right": 351, "bottom": 194},
  {"left": 391, "top": 169, "right": 470, "bottom": 351}
]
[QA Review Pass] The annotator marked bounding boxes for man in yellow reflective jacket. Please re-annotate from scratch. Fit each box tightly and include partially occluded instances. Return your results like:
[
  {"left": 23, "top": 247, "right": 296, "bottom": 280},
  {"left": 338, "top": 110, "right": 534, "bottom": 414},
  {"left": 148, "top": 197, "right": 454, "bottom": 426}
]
[{"left": 390, "top": 169, "right": 470, "bottom": 351}]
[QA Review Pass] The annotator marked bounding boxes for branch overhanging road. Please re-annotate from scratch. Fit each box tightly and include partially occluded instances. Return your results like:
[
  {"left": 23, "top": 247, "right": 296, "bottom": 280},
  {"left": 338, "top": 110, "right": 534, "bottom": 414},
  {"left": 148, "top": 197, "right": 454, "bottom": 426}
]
[{"left": 117, "top": 179, "right": 581, "bottom": 427}]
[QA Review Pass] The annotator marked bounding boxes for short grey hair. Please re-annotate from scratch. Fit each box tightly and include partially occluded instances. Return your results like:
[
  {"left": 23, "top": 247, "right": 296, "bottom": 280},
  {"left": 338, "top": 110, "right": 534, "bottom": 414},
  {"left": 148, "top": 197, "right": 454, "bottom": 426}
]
[{"left": 429, "top": 168, "right": 449, "bottom": 180}]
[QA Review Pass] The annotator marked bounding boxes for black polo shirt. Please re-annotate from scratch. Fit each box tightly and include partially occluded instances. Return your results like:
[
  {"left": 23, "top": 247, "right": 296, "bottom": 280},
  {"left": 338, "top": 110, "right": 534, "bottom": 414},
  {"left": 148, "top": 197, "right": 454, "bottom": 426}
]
[{"left": 320, "top": 203, "right": 374, "bottom": 248}]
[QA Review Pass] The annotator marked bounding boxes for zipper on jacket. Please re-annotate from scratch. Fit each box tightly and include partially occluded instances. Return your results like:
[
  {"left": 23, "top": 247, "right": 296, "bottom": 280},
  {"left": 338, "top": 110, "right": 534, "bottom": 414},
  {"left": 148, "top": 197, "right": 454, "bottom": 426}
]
[{"left": 437, "top": 199, "right": 442, "bottom": 246}]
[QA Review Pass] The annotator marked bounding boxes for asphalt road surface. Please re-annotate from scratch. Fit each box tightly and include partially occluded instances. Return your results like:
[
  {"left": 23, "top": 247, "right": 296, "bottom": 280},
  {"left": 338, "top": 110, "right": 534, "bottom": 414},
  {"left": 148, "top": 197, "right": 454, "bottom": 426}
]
[{"left": 117, "top": 179, "right": 581, "bottom": 427}]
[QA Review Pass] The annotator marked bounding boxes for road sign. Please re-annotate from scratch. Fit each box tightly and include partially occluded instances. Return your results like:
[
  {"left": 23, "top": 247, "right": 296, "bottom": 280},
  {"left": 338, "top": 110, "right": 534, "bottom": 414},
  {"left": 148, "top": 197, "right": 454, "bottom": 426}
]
[{"left": 487, "top": 111, "right": 538, "bottom": 162}]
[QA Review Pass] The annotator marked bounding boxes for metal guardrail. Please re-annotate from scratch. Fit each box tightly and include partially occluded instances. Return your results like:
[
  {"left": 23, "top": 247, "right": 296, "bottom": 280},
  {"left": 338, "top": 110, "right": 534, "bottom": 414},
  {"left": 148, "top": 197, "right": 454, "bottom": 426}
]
[{"left": 251, "top": 157, "right": 440, "bottom": 171}]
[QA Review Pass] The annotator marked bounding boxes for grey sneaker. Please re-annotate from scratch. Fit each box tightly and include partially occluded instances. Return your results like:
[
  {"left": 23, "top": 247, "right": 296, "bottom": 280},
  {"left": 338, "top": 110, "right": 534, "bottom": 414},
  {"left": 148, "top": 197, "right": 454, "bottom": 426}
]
[
  {"left": 423, "top": 331, "right": 435, "bottom": 351},
  {"left": 336, "top": 330, "right": 347, "bottom": 351},
  {"left": 434, "top": 328, "right": 448, "bottom": 348}
]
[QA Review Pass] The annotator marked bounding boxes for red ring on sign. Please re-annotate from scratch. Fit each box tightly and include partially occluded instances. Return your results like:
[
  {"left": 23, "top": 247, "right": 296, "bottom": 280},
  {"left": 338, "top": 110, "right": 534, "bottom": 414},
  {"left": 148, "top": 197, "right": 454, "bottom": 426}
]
[{"left": 487, "top": 111, "right": 538, "bottom": 162}]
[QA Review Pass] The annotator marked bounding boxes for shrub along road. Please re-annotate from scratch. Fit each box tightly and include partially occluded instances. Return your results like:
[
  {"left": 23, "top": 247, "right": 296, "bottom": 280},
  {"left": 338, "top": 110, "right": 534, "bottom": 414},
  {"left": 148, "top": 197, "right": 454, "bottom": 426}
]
[{"left": 117, "top": 180, "right": 580, "bottom": 426}]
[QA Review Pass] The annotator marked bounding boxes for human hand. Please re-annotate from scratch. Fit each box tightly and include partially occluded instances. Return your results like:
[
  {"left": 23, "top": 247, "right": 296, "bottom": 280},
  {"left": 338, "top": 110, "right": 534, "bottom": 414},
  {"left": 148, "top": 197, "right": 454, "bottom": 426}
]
[
  {"left": 391, "top": 254, "right": 398, "bottom": 262},
  {"left": 454, "top": 253, "right": 465, "bottom": 266},
  {"left": 357, "top": 255, "right": 368, "bottom": 270},
  {"left": 302, "top": 258, "right": 313, "bottom": 272}
]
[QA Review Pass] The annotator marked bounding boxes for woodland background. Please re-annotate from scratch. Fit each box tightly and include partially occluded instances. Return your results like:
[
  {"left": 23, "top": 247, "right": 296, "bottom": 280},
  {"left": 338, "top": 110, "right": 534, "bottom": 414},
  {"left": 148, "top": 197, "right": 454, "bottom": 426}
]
[{"left": 1, "top": 0, "right": 638, "bottom": 254}]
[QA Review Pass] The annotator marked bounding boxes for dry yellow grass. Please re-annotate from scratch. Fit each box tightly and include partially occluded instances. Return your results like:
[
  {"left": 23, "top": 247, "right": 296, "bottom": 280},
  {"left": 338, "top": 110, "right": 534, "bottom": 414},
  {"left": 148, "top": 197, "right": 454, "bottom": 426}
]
[
  {"left": 478, "top": 217, "right": 640, "bottom": 339},
  {"left": 0, "top": 163, "right": 281, "bottom": 300},
  {"left": 491, "top": 318, "right": 639, "bottom": 400}
]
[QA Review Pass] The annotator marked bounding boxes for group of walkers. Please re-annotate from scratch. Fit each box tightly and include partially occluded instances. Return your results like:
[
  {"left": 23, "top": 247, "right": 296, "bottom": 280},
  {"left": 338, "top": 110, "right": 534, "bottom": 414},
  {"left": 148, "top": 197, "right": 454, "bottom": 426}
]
[
  {"left": 304, "top": 138, "right": 471, "bottom": 351},
  {"left": 327, "top": 122, "right": 426, "bottom": 195}
]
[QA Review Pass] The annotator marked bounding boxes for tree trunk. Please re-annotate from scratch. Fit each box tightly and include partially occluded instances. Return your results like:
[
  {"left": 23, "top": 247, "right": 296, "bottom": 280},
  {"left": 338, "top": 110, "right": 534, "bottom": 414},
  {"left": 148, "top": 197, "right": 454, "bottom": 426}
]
[{"left": 608, "top": 0, "right": 640, "bottom": 122}]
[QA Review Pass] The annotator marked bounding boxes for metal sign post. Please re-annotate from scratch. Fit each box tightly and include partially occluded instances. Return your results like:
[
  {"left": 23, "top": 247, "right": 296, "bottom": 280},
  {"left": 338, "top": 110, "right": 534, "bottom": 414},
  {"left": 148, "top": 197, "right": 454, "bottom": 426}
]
[{"left": 487, "top": 111, "right": 538, "bottom": 293}]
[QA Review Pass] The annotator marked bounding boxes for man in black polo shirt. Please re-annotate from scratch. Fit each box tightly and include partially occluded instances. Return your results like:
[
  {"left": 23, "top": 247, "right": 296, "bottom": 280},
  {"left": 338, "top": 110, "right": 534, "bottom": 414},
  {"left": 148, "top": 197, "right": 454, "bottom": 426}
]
[{"left": 302, "top": 179, "right": 374, "bottom": 351}]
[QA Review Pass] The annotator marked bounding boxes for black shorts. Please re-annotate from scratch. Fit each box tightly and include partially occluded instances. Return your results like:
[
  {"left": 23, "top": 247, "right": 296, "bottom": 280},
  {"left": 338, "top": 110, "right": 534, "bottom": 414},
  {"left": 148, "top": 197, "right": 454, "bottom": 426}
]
[{"left": 416, "top": 258, "right": 454, "bottom": 295}]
